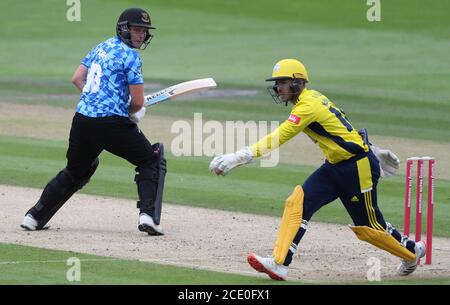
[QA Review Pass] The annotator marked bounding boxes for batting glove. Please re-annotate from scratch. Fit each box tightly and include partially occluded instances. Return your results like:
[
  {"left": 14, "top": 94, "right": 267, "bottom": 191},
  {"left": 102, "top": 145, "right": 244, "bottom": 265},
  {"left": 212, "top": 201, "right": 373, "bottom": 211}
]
[
  {"left": 209, "top": 146, "right": 253, "bottom": 176},
  {"left": 129, "top": 106, "right": 146, "bottom": 124}
]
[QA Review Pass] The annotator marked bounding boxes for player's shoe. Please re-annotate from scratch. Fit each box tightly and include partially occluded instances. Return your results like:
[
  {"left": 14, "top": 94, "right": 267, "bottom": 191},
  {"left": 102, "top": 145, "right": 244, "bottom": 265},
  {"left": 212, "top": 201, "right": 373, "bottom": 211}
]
[
  {"left": 138, "top": 213, "right": 164, "bottom": 236},
  {"left": 247, "top": 253, "right": 288, "bottom": 281},
  {"left": 396, "top": 240, "right": 426, "bottom": 276},
  {"left": 20, "top": 214, "right": 49, "bottom": 231}
]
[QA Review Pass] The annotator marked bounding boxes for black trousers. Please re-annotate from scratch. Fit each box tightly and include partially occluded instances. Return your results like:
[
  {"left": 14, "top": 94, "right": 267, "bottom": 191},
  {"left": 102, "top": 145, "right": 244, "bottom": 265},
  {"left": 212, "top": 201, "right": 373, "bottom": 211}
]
[
  {"left": 26, "top": 113, "right": 159, "bottom": 226},
  {"left": 67, "top": 112, "right": 156, "bottom": 179}
]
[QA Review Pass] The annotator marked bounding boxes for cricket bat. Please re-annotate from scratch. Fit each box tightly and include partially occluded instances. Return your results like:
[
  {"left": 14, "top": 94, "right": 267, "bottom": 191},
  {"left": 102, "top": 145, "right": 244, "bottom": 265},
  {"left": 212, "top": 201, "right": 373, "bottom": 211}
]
[{"left": 144, "top": 78, "right": 217, "bottom": 107}]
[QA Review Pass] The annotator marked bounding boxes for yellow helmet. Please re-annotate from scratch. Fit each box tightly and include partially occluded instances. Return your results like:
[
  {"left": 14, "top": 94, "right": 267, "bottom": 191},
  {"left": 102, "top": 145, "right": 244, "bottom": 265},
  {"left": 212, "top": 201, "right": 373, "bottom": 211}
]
[{"left": 266, "top": 59, "right": 309, "bottom": 82}]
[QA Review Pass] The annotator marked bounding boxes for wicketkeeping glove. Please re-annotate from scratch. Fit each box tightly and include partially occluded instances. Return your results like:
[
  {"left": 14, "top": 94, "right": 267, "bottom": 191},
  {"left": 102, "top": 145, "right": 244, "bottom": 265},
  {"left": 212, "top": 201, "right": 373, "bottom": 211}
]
[
  {"left": 209, "top": 146, "right": 253, "bottom": 176},
  {"left": 371, "top": 145, "right": 400, "bottom": 178}
]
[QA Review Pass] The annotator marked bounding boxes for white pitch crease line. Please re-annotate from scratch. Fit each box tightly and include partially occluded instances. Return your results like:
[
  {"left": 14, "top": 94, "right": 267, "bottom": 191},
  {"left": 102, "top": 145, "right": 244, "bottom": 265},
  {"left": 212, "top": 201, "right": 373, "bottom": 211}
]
[
  {"left": 138, "top": 258, "right": 259, "bottom": 276},
  {"left": 0, "top": 258, "right": 120, "bottom": 265},
  {"left": 0, "top": 257, "right": 255, "bottom": 276}
]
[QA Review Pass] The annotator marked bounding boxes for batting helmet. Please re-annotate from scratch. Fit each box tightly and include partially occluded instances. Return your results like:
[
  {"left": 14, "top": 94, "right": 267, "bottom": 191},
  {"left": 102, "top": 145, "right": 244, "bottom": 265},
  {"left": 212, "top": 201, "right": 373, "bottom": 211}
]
[
  {"left": 116, "top": 8, "right": 156, "bottom": 50},
  {"left": 266, "top": 59, "right": 309, "bottom": 82},
  {"left": 266, "top": 59, "right": 309, "bottom": 106}
]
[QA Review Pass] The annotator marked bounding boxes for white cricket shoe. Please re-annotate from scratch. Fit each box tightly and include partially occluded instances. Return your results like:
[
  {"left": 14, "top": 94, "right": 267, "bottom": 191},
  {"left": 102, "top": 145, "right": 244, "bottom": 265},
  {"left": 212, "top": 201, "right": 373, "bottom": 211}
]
[
  {"left": 396, "top": 240, "right": 426, "bottom": 276},
  {"left": 20, "top": 214, "right": 38, "bottom": 231},
  {"left": 247, "top": 253, "right": 288, "bottom": 281},
  {"left": 138, "top": 213, "right": 163, "bottom": 236}
]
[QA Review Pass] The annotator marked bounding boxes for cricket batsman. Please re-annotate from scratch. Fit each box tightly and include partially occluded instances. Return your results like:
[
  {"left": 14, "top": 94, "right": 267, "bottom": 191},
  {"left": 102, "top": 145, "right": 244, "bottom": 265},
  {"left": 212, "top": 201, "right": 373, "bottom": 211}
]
[
  {"left": 20, "top": 8, "right": 165, "bottom": 236},
  {"left": 209, "top": 59, "right": 426, "bottom": 280}
]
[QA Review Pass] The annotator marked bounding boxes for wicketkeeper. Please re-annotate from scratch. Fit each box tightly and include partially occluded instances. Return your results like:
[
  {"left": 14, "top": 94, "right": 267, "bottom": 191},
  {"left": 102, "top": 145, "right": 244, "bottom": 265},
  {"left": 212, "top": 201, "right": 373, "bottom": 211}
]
[
  {"left": 209, "top": 59, "right": 426, "bottom": 280},
  {"left": 21, "top": 8, "right": 166, "bottom": 235}
]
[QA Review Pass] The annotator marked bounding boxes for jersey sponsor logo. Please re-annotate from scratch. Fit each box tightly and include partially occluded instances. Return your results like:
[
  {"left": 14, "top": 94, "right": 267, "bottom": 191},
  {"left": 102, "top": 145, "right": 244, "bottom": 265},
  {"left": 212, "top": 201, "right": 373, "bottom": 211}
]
[
  {"left": 288, "top": 114, "right": 301, "bottom": 124},
  {"left": 95, "top": 48, "right": 107, "bottom": 59}
]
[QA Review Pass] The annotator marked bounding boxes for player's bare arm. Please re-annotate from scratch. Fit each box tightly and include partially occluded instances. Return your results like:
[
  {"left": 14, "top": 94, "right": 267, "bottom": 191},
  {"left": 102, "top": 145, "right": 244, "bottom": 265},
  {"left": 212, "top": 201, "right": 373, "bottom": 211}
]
[
  {"left": 71, "top": 64, "right": 88, "bottom": 92},
  {"left": 129, "top": 84, "right": 145, "bottom": 113},
  {"left": 128, "top": 84, "right": 146, "bottom": 124}
]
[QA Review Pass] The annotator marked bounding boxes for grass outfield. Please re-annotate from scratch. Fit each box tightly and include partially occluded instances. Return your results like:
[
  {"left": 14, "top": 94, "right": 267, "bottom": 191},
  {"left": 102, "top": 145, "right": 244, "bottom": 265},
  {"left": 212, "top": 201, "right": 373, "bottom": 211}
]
[
  {"left": 0, "top": 0, "right": 449, "bottom": 141},
  {"left": 1, "top": 243, "right": 447, "bottom": 285},
  {"left": 0, "top": 244, "right": 288, "bottom": 285},
  {"left": 1, "top": 135, "right": 449, "bottom": 238}
]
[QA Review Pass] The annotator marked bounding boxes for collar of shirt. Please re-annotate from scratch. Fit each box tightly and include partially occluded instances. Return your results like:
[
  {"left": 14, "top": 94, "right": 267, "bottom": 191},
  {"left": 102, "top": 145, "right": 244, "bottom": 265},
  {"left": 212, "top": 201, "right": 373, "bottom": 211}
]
[{"left": 292, "top": 87, "right": 309, "bottom": 107}]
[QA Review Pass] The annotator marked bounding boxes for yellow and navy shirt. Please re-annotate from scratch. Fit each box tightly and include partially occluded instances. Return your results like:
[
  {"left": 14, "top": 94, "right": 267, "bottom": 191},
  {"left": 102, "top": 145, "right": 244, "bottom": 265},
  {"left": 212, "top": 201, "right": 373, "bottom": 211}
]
[{"left": 250, "top": 88, "right": 368, "bottom": 164}]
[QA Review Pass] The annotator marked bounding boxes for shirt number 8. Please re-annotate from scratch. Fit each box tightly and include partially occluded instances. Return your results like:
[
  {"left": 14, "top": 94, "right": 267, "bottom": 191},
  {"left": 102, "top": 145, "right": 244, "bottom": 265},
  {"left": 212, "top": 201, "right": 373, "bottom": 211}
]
[{"left": 83, "top": 63, "right": 102, "bottom": 94}]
